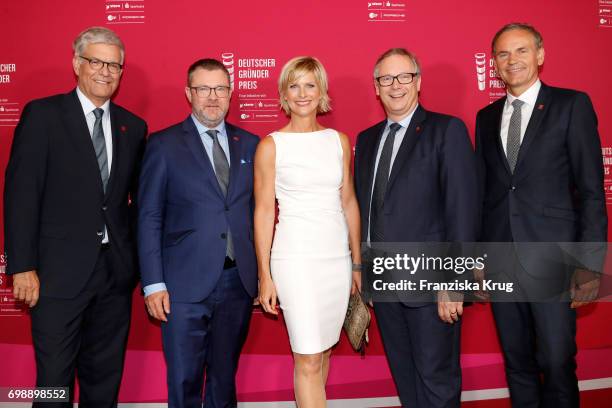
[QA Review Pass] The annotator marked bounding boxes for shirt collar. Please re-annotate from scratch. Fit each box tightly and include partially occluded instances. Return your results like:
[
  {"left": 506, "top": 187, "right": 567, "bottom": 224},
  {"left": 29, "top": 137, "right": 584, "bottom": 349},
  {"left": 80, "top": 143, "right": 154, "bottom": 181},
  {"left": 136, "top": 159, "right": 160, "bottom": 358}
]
[
  {"left": 387, "top": 103, "right": 419, "bottom": 129},
  {"left": 506, "top": 79, "right": 541, "bottom": 108},
  {"left": 191, "top": 114, "right": 226, "bottom": 137},
  {"left": 76, "top": 86, "right": 110, "bottom": 116}
]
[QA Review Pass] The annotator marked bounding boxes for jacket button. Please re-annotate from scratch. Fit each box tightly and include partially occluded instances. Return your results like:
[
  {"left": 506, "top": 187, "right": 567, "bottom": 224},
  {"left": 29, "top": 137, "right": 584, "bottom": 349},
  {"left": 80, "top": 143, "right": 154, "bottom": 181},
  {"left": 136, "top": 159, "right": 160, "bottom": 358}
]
[
  {"left": 97, "top": 230, "right": 104, "bottom": 236},
  {"left": 102, "top": 206, "right": 108, "bottom": 211},
  {"left": 221, "top": 233, "right": 227, "bottom": 239},
  {"left": 510, "top": 186, "right": 516, "bottom": 191},
  {"left": 224, "top": 206, "right": 229, "bottom": 211}
]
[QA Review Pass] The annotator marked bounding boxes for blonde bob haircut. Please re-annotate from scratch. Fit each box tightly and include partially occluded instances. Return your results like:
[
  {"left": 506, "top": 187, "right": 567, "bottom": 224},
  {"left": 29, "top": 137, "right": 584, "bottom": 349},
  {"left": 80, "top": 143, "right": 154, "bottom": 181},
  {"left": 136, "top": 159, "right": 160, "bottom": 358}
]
[{"left": 278, "top": 56, "right": 331, "bottom": 115}]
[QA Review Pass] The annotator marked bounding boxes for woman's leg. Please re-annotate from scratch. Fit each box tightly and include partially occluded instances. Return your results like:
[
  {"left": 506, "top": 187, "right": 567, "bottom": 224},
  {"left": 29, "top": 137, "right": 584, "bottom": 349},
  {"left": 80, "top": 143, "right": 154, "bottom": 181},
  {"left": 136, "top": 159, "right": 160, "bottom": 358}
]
[
  {"left": 294, "top": 352, "right": 326, "bottom": 408},
  {"left": 321, "top": 348, "right": 332, "bottom": 385}
]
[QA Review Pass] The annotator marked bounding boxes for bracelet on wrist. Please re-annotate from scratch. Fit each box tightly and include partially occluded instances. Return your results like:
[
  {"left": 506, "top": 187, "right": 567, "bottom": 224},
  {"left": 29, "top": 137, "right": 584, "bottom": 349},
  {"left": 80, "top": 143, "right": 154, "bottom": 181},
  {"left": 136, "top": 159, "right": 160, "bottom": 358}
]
[{"left": 352, "top": 263, "right": 363, "bottom": 272}]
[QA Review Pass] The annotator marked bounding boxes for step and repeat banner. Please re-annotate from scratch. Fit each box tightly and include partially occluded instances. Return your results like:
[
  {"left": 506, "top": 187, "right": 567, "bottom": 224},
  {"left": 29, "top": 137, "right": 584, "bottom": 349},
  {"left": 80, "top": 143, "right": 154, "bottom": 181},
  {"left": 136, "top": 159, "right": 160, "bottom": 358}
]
[{"left": 1, "top": 0, "right": 612, "bottom": 405}]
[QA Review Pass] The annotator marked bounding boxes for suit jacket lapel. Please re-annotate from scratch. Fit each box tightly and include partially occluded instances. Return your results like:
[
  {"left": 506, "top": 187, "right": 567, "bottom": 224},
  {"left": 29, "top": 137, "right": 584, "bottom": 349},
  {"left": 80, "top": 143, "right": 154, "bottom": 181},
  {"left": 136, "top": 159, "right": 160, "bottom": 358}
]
[
  {"left": 491, "top": 97, "right": 511, "bottom": 175},
  {"left": 386, "top": 105, "right": 426, "bottom": 192},
  {"left": 105, "top": 103, "right": 122, "bottom": 200},
  {"left": 362, "top": 120, "right": 386, "bottom": 219},
  {"left": 515, "top": 83, "right": 550, "bottom": 170},
  {"left": 62, "top": 90, "right": 104, "bottom": 197},
  {"left": 180, "top": 116, "right": 225, "bottom": 199},
  {"left": 226, "top": 123, "right": 241, "bottom": 200}
]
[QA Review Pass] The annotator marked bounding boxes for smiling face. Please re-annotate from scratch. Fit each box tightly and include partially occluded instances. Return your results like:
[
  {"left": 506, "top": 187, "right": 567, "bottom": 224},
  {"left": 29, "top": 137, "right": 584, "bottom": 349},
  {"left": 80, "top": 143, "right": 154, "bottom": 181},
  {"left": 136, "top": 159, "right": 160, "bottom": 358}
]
[
  {"left": 283, "top": 71, "right": 321, "bottom": 118},
  {"left": 185, "top": 67, "right": 232, "bottom": 127},
  {"left": 375, "top": 54, "right": 421, "bottom": 122},
  {"left": 72, "top": 43, "right": 123, "bottom": 107},
  {"left": 493, "top": 28, "right": 545, "bottom": 96}
]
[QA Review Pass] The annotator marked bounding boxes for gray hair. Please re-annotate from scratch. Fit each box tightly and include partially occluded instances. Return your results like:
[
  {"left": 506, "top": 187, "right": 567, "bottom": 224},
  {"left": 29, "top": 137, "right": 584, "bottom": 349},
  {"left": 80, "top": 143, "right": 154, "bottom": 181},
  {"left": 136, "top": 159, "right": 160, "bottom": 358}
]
[
  {"left": 373, "top": 48, "right": 421, "bottom": 79},
  {"left": 492, "top": 23, "right": 543, "bottom": 55},
  {"left": 73, "top": 27, "right": 125, "bottom": 63}
]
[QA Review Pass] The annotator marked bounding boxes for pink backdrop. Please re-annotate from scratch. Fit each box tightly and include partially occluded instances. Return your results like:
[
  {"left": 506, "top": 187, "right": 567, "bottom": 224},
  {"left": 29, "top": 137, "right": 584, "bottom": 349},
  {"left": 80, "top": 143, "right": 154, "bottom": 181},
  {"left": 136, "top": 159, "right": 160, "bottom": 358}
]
[{"left": 1, "top": 0, "right": 612, "bottom": 405}]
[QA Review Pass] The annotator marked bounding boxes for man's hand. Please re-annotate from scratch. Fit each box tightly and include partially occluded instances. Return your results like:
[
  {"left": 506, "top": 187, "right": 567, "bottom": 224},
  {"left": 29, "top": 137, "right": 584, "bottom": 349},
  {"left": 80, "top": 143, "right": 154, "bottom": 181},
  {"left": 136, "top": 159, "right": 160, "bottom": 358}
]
[
  {"left": 473, "top": 267, "right": 490, "bottom": 301},
  {"left": 437, "top": 290, "right": 464, "bottom": 324},
  {"left": 570, "top": 268, "right": 600, "bottom": 309},
  {"left": 145, "top": 290, "right": 171, "bottom": 322},
  {"left": 12, "top": 270, "right": 40, "bottom": 307},
  {"left": 258, "top": 277, "right": 278, "bottom": 315}
]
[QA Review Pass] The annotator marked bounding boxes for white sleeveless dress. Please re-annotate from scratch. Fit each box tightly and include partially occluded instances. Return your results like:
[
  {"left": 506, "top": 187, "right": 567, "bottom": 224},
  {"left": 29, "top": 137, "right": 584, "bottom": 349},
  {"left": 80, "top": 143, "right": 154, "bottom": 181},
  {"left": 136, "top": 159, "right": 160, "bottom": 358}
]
[{"left": 270, "top": 129, "right": 352, "bottom": 354}]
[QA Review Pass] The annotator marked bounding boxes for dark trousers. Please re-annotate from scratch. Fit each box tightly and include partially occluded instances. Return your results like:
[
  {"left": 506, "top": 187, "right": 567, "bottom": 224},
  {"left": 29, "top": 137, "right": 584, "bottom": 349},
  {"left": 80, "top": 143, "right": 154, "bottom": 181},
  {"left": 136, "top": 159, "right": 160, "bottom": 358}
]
[
  {"left": 491, "top": 302, "right": 578, "bottom": 408},
  {"left": 374, "top": 302, "right": 461, "bottom": 408},
  {"left": 30, "top": 247, "right": 132, "bottom": 408},
  {"left": 162, "top": 266, "right": 253, "bottom": 408}
]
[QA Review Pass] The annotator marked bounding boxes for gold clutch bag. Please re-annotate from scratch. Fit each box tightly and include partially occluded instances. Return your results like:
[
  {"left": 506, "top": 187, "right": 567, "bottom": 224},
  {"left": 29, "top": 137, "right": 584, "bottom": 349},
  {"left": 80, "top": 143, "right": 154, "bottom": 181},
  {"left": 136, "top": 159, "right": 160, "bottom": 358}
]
[{"left": 343, "top": 293, "right": 371, "bottom": 352}]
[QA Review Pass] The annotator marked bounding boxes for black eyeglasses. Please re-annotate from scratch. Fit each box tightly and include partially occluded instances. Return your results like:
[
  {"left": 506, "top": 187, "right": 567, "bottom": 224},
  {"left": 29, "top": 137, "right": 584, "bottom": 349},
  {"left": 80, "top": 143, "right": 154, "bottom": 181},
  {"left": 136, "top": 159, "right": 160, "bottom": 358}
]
[
  {"left": 189, "top": 86, "right": 231, "bottom": 98},
  {"left": 376, "top": 72, "right": 419, "bottom": 87},
  {"left": 79, "top": 56, "right": 123, "bottom": 74}
]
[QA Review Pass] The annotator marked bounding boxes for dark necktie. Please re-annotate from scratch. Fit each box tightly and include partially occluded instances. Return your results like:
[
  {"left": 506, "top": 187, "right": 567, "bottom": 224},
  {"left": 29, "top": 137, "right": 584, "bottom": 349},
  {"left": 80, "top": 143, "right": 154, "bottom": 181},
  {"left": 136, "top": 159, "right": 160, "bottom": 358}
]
[
  {"left": 506, "top": 99, "right": 524, "bottom": 173},
  {"left": 370, "top": 122, "right": 402, "bottom": 242},
  {"left": 92, "top": 108, "right": 109, "bottom": 192},
  {"left": 206, "top": 129, "right": 234, "bottom": 259}
]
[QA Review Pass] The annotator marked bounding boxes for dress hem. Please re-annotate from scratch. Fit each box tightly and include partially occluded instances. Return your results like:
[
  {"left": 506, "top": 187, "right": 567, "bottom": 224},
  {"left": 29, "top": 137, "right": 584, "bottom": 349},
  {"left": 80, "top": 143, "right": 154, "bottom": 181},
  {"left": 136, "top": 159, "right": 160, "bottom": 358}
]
[{"left": 289, "top": 336, "right": 341, "bottom": 355}]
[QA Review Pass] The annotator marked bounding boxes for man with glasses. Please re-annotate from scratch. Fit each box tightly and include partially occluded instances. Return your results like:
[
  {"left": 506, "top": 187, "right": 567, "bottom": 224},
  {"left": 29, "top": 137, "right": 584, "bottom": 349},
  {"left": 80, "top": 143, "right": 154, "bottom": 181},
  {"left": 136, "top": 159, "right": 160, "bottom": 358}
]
[
  {"left": 353, "top": 48, "right": 478, "bottom": 407},
  {"left": 138, "top": 58, "right": 259, "bottom": 407},
  {"left": 4, "top": 27, "right": 146, "bottom": 406}
]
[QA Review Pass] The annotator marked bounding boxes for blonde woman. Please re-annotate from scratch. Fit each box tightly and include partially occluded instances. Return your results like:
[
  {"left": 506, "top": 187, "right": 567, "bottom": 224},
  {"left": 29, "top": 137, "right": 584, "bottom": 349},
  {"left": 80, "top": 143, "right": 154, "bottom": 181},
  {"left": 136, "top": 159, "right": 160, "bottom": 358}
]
[{"left": 254, "top": 56, "right": 361, "bottom": 407}]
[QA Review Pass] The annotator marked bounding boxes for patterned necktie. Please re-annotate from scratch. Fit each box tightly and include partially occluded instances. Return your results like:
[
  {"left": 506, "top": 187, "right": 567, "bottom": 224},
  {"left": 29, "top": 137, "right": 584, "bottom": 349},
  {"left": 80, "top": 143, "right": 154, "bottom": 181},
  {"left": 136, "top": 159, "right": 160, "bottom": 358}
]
[
  {"left": 370, "top": 122, "right": 402, "bottom": 242},
  {"left": 92, "top": 108, "right": 109, "bottom": 192},
  {"left": 506, "top": 99, "right": 524, "bottom": 173},
  {"left": 206, "top": 130, "right": 230, "bottom": 196},
  {"left": 206, "top": 129, "right": 234, "bottom": 259}
]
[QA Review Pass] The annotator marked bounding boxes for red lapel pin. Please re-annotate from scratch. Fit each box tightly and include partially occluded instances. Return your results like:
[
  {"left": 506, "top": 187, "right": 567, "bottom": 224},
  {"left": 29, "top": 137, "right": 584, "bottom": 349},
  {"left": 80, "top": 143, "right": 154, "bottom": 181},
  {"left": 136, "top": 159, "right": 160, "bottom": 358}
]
[
  {"left": 537, "top": 104, "right": 544, "bottom": 110},
  {"left": 233, "top": 136, "right": 239, "bottom": 141},
  {"left": 120, "top": 125, "right": 127, "bottom": 132},
  {"left": 416, "top": 126, "right": 421, "bottom": 132}
]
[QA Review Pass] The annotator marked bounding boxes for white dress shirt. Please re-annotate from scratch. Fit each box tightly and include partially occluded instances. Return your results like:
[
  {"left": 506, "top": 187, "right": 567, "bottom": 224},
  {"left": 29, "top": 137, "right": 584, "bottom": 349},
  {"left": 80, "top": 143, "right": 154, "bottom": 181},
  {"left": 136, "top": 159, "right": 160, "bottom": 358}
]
[
  {"left": 191, "top": 114, "right": 231, "bottom": 168},
  {"left": 500, "top": 80, "right": 541, "bottom": 154},
  {"left": 76, "top": 86, "right": 113, "bottom": 244}
]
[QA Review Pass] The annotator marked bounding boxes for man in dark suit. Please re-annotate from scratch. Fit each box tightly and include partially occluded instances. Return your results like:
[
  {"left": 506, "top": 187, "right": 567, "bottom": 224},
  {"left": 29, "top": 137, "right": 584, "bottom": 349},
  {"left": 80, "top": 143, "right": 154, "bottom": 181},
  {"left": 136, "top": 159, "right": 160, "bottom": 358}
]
[
  {"left": 138, "top": 58, "right": 259, "bottom": 407},
  {"left": 4, "top": 27, "right": 146, "bottom": 407},
  {"left": 476, "top": 23, "right": 607, "bottom": 407},
  {"left": 354, "top": 48, "right": 479, "bottom": 407}
]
